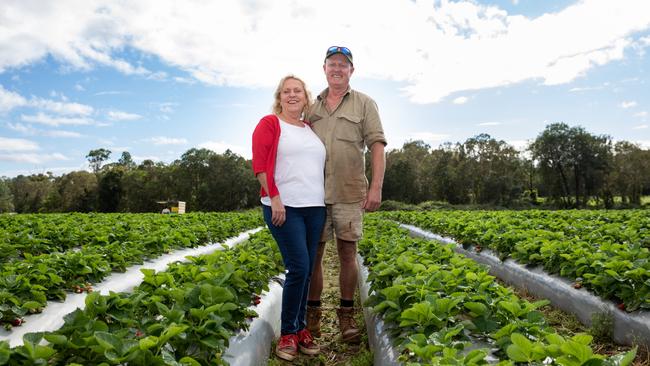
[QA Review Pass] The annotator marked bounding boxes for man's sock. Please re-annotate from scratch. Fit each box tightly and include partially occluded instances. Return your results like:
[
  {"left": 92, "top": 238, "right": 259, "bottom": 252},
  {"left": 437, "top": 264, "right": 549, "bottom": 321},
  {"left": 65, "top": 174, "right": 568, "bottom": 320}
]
[
  {"left": 307, "top": 300, "right": 321, "bottom": 308},
  {"left": 340, "top": 299, "right": 354, "bottom": 308}
]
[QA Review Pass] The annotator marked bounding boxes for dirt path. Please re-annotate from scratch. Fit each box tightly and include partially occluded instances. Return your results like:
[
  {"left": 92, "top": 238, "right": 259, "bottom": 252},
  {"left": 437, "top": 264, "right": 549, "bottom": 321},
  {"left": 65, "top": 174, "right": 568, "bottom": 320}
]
[{"left": 268, "top": 242, "right": 372, "bottom": 365}]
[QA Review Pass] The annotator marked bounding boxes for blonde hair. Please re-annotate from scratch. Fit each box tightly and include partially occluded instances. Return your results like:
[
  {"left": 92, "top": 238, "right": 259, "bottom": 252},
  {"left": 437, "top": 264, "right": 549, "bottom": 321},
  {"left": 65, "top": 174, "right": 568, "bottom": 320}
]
[{"left": 272, "top": 75, "right": 312, "bottom": 118}]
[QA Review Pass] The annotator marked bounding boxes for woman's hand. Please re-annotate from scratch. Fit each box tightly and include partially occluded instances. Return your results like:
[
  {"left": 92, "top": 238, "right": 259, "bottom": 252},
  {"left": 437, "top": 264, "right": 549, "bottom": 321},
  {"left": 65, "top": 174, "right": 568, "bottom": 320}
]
[{"left": 270, "top": 196, "right": 286, "bottom": 226}]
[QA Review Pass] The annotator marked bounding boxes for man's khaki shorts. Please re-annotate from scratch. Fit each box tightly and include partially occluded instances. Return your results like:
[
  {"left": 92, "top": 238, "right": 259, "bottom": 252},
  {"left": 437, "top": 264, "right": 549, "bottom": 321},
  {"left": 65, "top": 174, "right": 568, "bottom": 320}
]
[{"left": 320, "top": 202, "right": 364, "bottom": 243}]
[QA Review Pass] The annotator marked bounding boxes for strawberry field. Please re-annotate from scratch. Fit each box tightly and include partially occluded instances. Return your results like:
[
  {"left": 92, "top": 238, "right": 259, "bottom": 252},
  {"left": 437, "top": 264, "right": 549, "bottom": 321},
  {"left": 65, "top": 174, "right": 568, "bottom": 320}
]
[
  {"left": 380, "top": 210, "right": 650, "bottom": 312},
  {"left": 0, "top": 209, "right": 647, "bottom": 365}
]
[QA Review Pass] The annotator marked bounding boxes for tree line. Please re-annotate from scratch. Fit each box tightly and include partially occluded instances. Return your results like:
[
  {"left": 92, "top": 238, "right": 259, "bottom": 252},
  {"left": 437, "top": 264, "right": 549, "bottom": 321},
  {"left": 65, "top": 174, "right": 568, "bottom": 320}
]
[{"left": 0, "top": 122, "right": 648, "bottom": 213}]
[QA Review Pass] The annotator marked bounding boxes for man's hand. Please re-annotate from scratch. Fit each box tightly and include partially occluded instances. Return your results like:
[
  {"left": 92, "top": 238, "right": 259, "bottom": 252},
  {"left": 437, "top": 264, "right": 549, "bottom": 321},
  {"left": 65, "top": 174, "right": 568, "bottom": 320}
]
[
  {"left": 270, "top": 196, "right": 286, "bottom": 226},
  {"left": 363, "top": 186, "right": 382, "bottom": 211}
]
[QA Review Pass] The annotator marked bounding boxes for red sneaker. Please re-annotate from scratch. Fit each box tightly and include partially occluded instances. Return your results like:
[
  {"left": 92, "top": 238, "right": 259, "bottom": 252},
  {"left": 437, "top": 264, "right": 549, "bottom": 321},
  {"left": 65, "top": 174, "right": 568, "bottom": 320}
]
[
  {"left": 275, "top": 334, "right": 299, "bottom": 361},
  {"left": 297, "top": 328, "right": 320, "bottom": 355}
]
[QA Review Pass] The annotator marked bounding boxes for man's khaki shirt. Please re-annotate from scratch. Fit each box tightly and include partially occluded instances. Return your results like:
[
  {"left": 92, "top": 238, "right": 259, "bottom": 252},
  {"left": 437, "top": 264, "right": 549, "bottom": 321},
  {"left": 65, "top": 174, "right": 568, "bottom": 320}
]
[{"left": 309, "top": 88, "right": 387, "bottom": 204}]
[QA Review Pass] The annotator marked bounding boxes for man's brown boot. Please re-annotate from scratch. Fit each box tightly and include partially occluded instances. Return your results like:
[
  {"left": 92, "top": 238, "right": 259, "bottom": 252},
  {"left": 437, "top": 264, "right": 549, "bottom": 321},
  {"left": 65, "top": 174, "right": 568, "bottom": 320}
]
[
  {"left": 336, "top": 307, "right": 361, "bottom": 344},
  {"left": 306, "top": 306, "right": 322, "bottom": 338}
]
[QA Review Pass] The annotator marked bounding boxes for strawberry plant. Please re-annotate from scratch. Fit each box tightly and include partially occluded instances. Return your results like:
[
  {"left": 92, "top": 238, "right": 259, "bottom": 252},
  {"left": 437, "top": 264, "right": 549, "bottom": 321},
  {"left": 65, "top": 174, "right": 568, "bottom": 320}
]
[
  {"left": 384, "top": 209, "right": 650, "bottom": 311},
  {"left": 0, "top": 211, "right": 264, "bottom": 326},
  {"left": 360, "top": 216, "right": 637, "bottom": 365}
]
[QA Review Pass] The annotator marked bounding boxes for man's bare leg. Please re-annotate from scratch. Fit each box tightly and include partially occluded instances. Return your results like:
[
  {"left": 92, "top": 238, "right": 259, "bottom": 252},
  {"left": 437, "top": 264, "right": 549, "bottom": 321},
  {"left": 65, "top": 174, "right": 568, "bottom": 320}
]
[
  {"left": 308, "top": 242, "right": 326, "bottom": 301},
  {"left": 336, "top": 238, "right": 358, "bottom": 299}
]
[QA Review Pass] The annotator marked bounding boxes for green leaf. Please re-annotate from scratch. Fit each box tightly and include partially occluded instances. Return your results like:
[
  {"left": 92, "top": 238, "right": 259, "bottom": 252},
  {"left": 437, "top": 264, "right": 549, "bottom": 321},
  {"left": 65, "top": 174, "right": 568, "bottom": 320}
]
[
  {"left": 139, "top": 336, "right": 159, "bottom": 351},
  {"left": 94, "top": 331, "right": 121, "bottom": 351},
  {"left": 571, "top": 333, "right": 593, "bottom": 345},
  {"left": 33, "top": 345, "right": 56, "bottom": 360},
  {"left": 510, "top": 333, "right": 533, "bottom": 351},
  {"left": 609, "top": 347, "right": 637, "bottom": 366},
  {"left": 561, "top": 340, "right": 593, "bottom": 363},
  {"left": 0, "top": 342, "right": 11, "bottom": 364},
  {"left": 21, "top": 301, "right": 42, "bottom": 310},
  {"left": 198, "top": 284, "right": 233, "bottom": 306},
  {"left": 499, "top": 301, "right": 522, "bottom": 317},
  {"left": 179, "top": 356, "right": 202, "bottom": 366},
  {"left": 464, "top": 302, "right": 488, "bottom": 316},
  {"left": 43, "top": 334, "right": 68, "bottom": 346},
  {"left": 506, "top": 344, "right": 530, "bottom": 362},
  {"left": 199, "top": 336, "right": 223, "bottom": 349},
  {"left": 23, "top": 332, "right": 44, "bottom": 346},
  {"left": 158, "top": 324, "right": 188, "bottom": 345},
  {"left": 464, "top": 349, "right": 487, "bottom": 364}
]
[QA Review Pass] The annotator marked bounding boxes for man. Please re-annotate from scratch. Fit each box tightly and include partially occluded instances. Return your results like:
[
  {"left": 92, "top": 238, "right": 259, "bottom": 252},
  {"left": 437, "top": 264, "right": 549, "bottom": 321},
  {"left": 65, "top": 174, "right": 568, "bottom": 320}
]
[{"left": 306, "top": 46, "right": 386, "bottom": 343}]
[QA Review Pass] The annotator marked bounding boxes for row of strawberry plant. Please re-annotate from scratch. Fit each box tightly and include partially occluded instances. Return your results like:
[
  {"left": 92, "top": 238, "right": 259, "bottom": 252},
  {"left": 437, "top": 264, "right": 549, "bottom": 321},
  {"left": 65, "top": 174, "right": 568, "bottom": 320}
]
[
  {"left": 359, "top": 216, "right": 636, "bottom": 365},
  {"left": 0, "top": 212, "right": 262, "bottom": 264},
  {"left": 0, "top": 212, "right": 263, "bottom": 328},
  {"left": 0, "top": 228, "right": 283, "bottom": 365},
  {"left": 382, "top": 210, "right": 650, "bottom": 312}
]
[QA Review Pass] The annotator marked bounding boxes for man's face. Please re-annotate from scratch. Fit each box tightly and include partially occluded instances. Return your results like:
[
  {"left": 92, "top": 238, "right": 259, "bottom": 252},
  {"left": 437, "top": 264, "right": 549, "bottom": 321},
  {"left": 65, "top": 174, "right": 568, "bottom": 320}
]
[{"left": 324, "top": 54, "right": 354, "bottom": 89}]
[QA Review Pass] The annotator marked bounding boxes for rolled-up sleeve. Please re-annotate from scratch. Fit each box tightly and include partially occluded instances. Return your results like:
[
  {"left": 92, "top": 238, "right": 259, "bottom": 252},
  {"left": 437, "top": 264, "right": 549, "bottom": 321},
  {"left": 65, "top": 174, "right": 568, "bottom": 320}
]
[{"left": 363, "top": 98, "right": 387, "bottom": 149}]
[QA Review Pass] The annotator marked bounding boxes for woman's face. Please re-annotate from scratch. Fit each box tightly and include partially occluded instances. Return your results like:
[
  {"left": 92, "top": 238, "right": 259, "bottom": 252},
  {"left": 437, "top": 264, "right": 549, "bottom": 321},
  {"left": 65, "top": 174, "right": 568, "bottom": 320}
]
[{"left": 280, "top": 78, "right": 306, "bottom": 116}]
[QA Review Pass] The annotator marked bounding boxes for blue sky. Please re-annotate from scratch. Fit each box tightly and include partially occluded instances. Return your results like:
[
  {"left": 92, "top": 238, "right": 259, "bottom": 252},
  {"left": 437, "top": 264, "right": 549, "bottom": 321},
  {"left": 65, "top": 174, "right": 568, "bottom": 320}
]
[{"left": 1, "top": 0, "right": 649, "bottom": 177}]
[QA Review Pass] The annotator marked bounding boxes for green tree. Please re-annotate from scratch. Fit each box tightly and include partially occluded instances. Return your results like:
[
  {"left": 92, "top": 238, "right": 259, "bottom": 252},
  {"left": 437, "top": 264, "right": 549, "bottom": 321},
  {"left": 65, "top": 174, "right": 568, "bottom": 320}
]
[
  {"left": 611, "top": 141, "right": 648, "bottom": 205},
  {"left": 54, "top": 171, "right": 98, "bottom": 212},
  {"left": 10, "top": 173, "right": 55, "bottom": 213},
  {"left": 0, "top": 178, "right": 14, "bottom": 213},
  {"left": 383, "top": 140, "right": 430, "bottom": 203},
  {"left": 86, "top": 148, "right": 112, "bottom": 173},
  {"left": 461, "top": 134, "right": 525, "bottom": 205},
  {"left": 98, "top": 168, "right": 124, "bottom": 212},
  {"left": 530, "top": 123, "right": 612, "bottom": 208},
  {"left": 173, "top": 148, "right": 217, "bottom": 210},
  {"left": 117, "top": 151, "right": 136, "bottom": 169}
]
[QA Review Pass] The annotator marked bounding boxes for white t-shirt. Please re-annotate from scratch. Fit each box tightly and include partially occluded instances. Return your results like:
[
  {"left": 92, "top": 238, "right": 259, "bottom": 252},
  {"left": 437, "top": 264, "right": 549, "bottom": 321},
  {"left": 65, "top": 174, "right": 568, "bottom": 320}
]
[{"left": 261, "top": 119, "right": 326, "bottom": 207}]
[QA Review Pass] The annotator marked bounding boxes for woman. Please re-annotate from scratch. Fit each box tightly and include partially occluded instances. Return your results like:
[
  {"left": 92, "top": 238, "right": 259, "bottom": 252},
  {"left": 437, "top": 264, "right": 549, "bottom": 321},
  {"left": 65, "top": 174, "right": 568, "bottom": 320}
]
[{"left": 251, "top": 75, "right": 326, "bottom": 361}]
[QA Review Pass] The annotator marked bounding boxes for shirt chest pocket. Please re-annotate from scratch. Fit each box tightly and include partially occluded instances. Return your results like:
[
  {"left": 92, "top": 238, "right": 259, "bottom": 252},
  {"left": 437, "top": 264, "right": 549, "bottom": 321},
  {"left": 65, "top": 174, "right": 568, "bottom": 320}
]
[{"left": 335, "top": 114, "right": 363, "bottom": 143}]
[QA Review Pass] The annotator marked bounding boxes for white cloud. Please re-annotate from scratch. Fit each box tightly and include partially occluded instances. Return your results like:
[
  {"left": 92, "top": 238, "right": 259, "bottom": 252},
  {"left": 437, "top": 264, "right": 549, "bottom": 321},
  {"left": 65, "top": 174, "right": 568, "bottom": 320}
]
[
  {"left": 408, "top": 132, "right": 451, "bottom": 144},
  {"left": 0, "top": 152, "right": 67, "bottom": 164},
  {"left": 1, "top": 85, "right": 94, "bottom": 116},
  {"left": 158, "top": 102, "right": 177, "bottom": 114},
  {"left": 477, "top": 122, "right": 501, "bottom": 126},
  {"left": 634, "top": 111, "right": 648, "bottom": 118},
  {"left": 620, "top": 100, "right": 637, "bottom": 109},
  {"left": 0, "top": 1, "right": 648, "bottom": 104},
  {"left": 0, "top": 85, "right": 27, "bottom": 112},
  {"left": 75, "top": 84, "right": 85, "bottom": 91},
  {"left": 198, "top": 140, "right": 247, "bottom": 157},
  {"left": 0, "top": 136, "right": 39, "bottom": 151},
  {"left": 452, "top": 96, "right": 469, "bottom": 105},
  {"left": 569, "top": 85, "right": 603, "bottom": 92},
  {"left": 21, "top": 112, "right": 94, "bottom": 126},
  {"left": 7, "top": 122, "right": 83, "bottom": 137},
  {"left": 147, "top": 136, "right": 187, "bottom": 145},
  {"left": 45, "top": 130, "right": 83, "bottom": 138},
  {"left": 107, "top": 110, "right": 142, "bottom": 121},
  {"left": 633, "top": 124, "right": 648, "bottom": 129},
  {"left": 30, "top": 97, "right": 93, "bottom": 115}
]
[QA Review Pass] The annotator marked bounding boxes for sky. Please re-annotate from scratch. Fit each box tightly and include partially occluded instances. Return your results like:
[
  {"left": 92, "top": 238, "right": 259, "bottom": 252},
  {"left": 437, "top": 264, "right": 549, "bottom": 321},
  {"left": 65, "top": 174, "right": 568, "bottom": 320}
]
[{"left": 1, "top": 0, "right": 649, "bottom": 178}]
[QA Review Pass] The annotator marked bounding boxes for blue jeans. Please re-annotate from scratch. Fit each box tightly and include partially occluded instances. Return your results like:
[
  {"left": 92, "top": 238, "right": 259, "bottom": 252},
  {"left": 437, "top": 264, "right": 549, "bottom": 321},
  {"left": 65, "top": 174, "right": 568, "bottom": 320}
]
[{"left": 263, "top": 205, "right": 326, "bottom": 335}]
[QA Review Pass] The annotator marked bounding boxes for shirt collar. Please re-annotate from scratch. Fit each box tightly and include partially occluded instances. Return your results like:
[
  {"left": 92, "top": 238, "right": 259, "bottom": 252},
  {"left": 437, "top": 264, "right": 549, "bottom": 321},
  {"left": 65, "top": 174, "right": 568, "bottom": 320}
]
[{"left": 317, "top": 86, "right": 352, "bottom": 101}]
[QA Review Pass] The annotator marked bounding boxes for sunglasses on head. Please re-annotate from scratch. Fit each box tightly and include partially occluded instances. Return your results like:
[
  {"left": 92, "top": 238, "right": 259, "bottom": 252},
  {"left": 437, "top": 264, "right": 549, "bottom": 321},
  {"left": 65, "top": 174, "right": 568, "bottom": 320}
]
[{"left": 326, "top": 46, "right": 352, "bottom": 57}]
